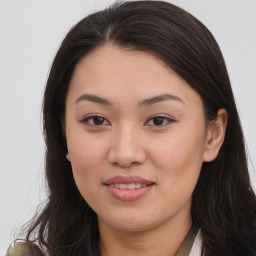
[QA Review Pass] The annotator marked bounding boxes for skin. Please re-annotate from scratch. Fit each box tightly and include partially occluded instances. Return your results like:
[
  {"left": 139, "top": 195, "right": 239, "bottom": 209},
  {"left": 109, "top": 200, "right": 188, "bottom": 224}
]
[{"left": 65, "top": 45, "right": 227, "bottom": 256}]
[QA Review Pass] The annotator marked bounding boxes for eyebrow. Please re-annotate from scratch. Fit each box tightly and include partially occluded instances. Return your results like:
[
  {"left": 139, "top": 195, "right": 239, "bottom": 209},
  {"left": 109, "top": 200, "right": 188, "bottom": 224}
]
[
  {"left": 75, "top": 93, "right": 184, "bottom": 107},
  {"left": 139, "top": 93, "right": 184, "bottom": 107},
  {"left": 75, "top": 94, "right": 113, "bottom": 106}
]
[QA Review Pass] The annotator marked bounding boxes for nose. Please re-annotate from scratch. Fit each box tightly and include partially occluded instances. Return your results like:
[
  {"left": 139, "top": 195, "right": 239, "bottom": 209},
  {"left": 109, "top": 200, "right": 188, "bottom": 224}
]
[{"left": 107, "top": 125, "right": 147, "bottom": 168}]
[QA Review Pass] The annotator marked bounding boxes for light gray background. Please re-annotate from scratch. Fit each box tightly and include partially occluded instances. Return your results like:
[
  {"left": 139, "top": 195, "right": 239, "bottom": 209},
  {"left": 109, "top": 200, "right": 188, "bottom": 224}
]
[{"left": 0, "top": 0, "right": 255, "bottom": 254}]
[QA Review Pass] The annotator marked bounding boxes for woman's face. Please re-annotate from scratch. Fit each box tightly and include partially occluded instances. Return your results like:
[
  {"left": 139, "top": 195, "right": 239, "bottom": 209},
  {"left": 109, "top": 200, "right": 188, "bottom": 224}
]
[{"left": 65, "top": 45, "right": 210, "bottom": 232}]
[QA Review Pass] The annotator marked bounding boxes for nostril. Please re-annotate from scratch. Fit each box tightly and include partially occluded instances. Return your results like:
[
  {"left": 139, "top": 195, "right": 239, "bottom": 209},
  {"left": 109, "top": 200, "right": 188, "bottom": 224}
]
[{"left": 107, "top": 146, "right": 147, "bottom": 167}]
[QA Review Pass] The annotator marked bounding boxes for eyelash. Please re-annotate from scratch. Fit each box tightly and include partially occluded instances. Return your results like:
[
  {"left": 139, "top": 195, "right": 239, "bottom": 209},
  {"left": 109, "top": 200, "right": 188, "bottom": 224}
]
[
  {"left": 81, "top": 115, "right": 110, "bottom": 126},
  {"left": 146, "top": 115, "right": 175, "bottom": 126},
  {"left": 80, "top": 115, "right": 175, "bottom": 127}
]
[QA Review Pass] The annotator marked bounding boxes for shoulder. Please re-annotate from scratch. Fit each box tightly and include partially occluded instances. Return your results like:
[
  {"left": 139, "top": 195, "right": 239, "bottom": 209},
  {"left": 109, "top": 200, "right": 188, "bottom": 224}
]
[
  {"left": 189, "top": 230, "right": 202, "bottom": 256},
  {"left": 6, "top": 241, "right": 45, "bottom": 256},
  {"left": 189, "top": 228, "right": 256, "bottom": 256}
]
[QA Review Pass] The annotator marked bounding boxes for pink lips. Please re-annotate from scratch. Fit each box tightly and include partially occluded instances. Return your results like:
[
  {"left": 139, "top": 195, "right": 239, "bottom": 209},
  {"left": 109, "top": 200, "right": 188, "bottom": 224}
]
[{"left": 103, "top": 175, "right": 155, "bottom": 201}]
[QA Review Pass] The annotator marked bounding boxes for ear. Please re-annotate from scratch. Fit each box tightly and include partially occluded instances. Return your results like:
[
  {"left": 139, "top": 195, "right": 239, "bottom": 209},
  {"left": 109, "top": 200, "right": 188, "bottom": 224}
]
[
  {"left": 203, "top": 108, "right": 228, "bottom": 162},
  {"left": 66, "top": 152, "right": 71, "bottom": 161}
]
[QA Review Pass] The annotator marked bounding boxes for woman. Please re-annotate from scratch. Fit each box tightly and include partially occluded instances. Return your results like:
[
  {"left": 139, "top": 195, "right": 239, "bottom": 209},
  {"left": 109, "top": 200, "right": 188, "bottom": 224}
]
[{"left": 7, "top": 1, "right": 256, "bottom": 255}]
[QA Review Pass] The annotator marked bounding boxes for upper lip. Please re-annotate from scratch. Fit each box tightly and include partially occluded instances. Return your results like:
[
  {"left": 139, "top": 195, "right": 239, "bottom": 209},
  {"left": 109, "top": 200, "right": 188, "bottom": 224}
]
[{"left": 104, "top": 175, "right": 155, "bottom": 185}]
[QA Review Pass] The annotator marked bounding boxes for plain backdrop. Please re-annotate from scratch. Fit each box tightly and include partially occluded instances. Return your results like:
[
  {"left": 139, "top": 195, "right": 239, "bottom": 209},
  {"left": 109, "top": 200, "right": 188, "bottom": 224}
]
[{"left": 0, "top": 0, "right": 255, "bottom": 254}]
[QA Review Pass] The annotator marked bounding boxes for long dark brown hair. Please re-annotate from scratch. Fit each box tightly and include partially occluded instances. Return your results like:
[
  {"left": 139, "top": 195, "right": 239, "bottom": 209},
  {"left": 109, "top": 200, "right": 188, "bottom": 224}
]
[{"left": 18, "top": 1, "right": 256, "bottom": 255}]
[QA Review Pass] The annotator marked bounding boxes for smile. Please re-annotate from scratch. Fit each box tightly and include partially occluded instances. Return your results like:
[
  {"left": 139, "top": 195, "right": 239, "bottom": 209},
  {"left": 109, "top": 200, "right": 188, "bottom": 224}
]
[
  {"left": 104, "top": 175, "right": 155, "bottom": 200},
  {"left": 110, "top": 183, "right": 148, "bottom": 189}
]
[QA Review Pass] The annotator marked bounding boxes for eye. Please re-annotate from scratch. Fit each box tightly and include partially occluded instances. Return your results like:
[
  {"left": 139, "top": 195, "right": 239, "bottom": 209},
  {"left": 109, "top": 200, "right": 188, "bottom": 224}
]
[
  {"left": 80, "top": 115, "right": 110, "bottom": 126},
  {"left": 145, "top": 115, "right": 175, "bottom": 127}
]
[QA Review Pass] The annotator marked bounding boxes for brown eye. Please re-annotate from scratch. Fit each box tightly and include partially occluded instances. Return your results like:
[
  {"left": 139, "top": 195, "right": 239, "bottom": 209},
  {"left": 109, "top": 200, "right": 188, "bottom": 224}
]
[
  {"left": 146, "top": 116, "right": 175, "bottom": 127},
  {"left": 152, "top": 117, "right": 165, "bottom": 126},
  {"left": 92, "top": 116, "right": 105, "bottom": 125},
  {"left": 81, "top": 115, "right": 110, "bottom": 126}
]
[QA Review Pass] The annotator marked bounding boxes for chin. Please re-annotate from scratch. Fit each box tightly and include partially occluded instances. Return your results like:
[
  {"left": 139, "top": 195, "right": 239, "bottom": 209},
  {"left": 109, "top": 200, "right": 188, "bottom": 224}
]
[
  {"left": 99, "top": 211, "right": 166, "bottom": 233},
  {"left": 110, "top": 221, "right": 156, "bottom": 232}
]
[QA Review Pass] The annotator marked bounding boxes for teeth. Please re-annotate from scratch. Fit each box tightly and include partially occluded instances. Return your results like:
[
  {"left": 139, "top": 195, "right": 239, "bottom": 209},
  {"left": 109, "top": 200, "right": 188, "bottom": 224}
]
[
  {"left": 110, "top": 183, "right": 148, "bottom": 190},
  {"left": 127, "top": 183, "right": 135, "bottom": 189},
  {"left": 120, "top": 184, "right": 127, "bottom": 189},
  {"left": 135, "top": 183, "right": 141, "bottom": 189}
]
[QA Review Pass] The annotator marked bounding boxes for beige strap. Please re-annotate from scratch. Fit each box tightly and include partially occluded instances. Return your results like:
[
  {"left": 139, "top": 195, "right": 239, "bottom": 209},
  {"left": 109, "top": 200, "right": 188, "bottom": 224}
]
[
  {"left": 175, "top": 227, "right": 199, "bottom": 256},
  {"left": 6, "top": 241, "right": 44, "bottom": 256}
]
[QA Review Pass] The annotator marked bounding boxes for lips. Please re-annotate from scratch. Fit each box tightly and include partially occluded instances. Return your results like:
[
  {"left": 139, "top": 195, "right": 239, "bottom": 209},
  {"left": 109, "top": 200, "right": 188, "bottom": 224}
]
[
  {"left": 110, "top": 183, "right": 148, "bottom": 189},
  {"left": 104, "top": 175, "right": 154, "bottom": 185},
  {"left": 103, "top": 175, "right": 155, "bottom": 200}
]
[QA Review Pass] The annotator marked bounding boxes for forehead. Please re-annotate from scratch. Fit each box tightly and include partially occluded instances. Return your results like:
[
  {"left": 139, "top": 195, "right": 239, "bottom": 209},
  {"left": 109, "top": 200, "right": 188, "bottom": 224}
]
[
  {"left": 72, "top": 44, "right": 175, "bottom": 82},
  {"left": 67, "top": 44, "right": 203, "bottom": 109}
]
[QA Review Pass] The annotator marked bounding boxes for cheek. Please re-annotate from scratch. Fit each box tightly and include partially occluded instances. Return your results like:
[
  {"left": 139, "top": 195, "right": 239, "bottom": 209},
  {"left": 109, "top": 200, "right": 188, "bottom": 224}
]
[
  {"left": 147, "top": 135, "right": 204, "bottom": 217},
  {"left": 150, "top": 128, "right": 205, "bottom": 190},
  {"left": 67, "top": 133, "right": 108, "bottom": 202},
  {"left": 67, "top": 130, "right": 108, "bottom": 170}
]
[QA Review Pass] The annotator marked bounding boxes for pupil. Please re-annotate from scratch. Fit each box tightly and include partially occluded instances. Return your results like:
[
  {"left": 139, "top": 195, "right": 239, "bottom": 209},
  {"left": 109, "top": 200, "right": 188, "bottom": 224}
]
[
  {"left": 93, "top": 117, "right": 104, "bottom": 125},
  {"left": 153, "top": 117, "right": 164, "bottom": 125}
]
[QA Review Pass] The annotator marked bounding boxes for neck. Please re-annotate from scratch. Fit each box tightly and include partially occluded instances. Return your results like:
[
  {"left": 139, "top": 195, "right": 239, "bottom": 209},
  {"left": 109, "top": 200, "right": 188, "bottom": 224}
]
[{"left": 98, "top": 213, "right": 192, "bottom": 256}]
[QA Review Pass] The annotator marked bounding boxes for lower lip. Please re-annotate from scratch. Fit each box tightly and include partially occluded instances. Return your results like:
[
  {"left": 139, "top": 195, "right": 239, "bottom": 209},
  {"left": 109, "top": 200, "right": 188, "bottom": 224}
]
[{"left": 105, "top": 185, "right": 154, "bottom": 201}]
